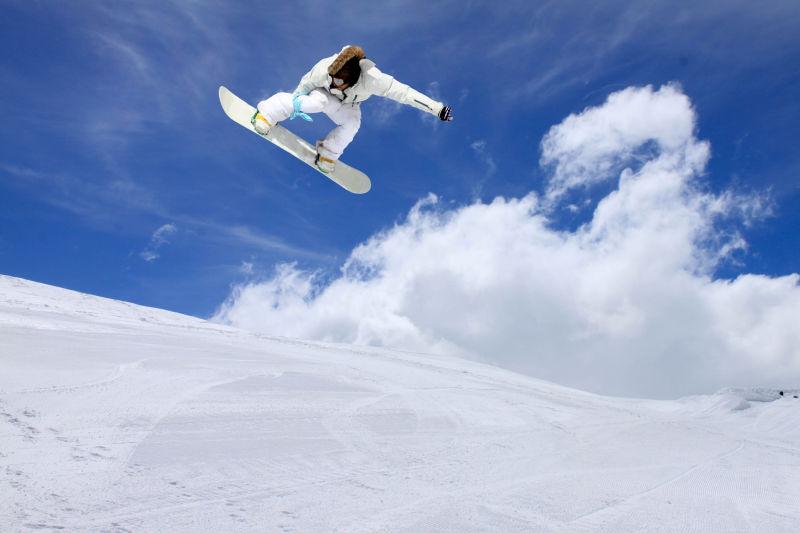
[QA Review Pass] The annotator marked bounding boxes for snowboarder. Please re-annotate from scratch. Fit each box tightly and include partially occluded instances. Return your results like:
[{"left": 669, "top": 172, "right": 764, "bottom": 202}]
[{"left": 251, "top": 45, "right": 454, "bottom": 174}]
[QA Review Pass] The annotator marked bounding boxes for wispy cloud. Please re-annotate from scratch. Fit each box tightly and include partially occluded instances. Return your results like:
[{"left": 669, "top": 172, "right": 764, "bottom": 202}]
[
  {"left": 240, "top": 261, "right": 255, "bottom": 275},
  {"left": 14, "top": 2, "right": 248, "bottom": 162},
  {"left": 1, "top": 163, "right": 162, "bottom": 228},
  {"left": 471, "top": 0, "right": 800, "bottom": 109},
  {"left": 94, "top": 32, "right": 153, "bottom": 82},
  {"left": 1, "top": 162, "right": 332, "bottom": 266},
  {"left": 371, "top": 98, "right": 404, "bottom": 126},
  {"left": 137, "top": 216, "right": 337, "bottom": 270},
  {"left": 140, "top": 223, "right": 177, "bottom": 262},
  {"left": 219, "top": 224, "right": 335, "bottom": 263},
  {"left": 470, "top": 140, "right": 497, "bottom": 176}
]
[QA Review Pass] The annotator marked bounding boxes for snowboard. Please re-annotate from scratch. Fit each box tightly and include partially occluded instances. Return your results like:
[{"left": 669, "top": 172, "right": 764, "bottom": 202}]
[{"left": 218, "top": 86, "right": 371, "bottom": 194}]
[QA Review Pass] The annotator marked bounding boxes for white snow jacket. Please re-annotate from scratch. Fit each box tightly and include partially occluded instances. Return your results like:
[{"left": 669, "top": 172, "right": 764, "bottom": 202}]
[{"left": 293, "top": 47, "right": 445, "bottom": 117}]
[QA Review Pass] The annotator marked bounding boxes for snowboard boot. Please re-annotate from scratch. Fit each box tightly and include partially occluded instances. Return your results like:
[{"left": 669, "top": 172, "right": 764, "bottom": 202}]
[
  {"left": 251, "top": 111, "right": 272, "bottom": 136},
  {"left": 315, "top": 153, "right": 336, "bottom": 174},
  {"left": 314, "top": 141, "right": 336, "bottom": 174}
]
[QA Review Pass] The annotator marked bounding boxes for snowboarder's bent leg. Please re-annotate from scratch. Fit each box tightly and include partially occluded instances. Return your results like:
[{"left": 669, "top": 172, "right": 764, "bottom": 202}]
[
  {"left": 317, "top": 101, "right": 362, "bottom": 161},
  {"left": 255, "top": 93, "right": 291, "bottom": 128},
  {"left": 256, "top": 89, "right": 327, "bottom": 126},
  {"left": 296, "top": 89, "right": 328, "bottom": 114}
]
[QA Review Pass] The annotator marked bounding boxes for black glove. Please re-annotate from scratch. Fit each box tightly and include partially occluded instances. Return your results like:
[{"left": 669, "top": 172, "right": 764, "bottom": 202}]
[{"left": 438, "top": 105, "right": 453, "bottom": 122}]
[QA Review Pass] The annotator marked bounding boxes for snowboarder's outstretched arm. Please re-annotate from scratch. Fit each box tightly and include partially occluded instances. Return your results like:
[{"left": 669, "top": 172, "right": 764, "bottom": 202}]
[
  {"left": 289, "top": 46, "right": 453, "bottom": 121},
  {"left": 366, "top": 66, "right": 452, "bottom": 120}
]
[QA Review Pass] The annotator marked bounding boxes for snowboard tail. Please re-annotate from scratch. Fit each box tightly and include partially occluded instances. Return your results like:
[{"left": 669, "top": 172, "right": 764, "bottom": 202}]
[{"left": 218, "top": 86, "right": 371, "bottom": 194}]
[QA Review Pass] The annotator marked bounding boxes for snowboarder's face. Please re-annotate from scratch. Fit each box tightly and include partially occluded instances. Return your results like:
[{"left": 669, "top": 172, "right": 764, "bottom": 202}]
[
  {"left": 331, "top": 56, "right": 361, "bottom": 91},
  {"left": 331, "top": 76, "right": 350, "bottom": 90}
]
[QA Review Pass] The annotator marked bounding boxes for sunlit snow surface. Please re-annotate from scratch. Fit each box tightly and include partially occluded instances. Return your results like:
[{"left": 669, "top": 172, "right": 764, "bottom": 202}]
[{"left": 1, "top": 275, "right": 798, "bottom": 532}]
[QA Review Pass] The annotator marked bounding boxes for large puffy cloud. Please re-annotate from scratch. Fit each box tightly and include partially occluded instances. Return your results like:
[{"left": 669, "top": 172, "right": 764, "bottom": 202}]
[{"left": 213, "top": 84, "right": 799, "bottom": 399}]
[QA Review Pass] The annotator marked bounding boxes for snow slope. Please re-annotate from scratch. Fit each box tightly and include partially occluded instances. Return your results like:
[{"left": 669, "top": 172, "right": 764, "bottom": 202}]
[{"left": 1, "top": 275, "right": 798, "bottom": 532}]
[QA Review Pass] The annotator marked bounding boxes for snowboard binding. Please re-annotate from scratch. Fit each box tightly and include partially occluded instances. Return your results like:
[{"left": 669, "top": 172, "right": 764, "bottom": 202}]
[{"left": 250, "top": 110, "right": 272, "bottom": 136}]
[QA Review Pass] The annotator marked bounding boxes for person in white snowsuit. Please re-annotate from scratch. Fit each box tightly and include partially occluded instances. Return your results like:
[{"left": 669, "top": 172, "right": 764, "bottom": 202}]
[{"left": 252, "top": 45, "right": 453, "bottom": 173}]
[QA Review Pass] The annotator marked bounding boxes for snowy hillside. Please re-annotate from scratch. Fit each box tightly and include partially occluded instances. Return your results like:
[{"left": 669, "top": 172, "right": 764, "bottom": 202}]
[{"left": 1, "top": 275, "right": 798, "bottom": 532}]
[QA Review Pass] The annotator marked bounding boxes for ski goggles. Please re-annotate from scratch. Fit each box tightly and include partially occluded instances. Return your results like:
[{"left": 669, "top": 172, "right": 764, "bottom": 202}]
[{"left": 332, "top": 77, "right": 346, "bottom": 86}]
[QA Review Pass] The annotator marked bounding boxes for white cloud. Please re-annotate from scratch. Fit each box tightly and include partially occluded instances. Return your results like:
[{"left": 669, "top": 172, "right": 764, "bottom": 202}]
[
  {"left": 213, "top": 85, "right": 799, "bottom": 399},
  {"left": 240, "top": 261, "right": 255, "bottom": 275},
  {"left": 540, "top": 83, "right": 705, "bottom": 203},
  {"left": 140, "top": 223, "right": 177, "bottom": 262}
]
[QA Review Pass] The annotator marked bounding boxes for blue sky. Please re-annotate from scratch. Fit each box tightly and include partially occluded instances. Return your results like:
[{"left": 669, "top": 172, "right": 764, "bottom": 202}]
[{"left": 1, "top": 0, "right": 798, "bottom": 319}]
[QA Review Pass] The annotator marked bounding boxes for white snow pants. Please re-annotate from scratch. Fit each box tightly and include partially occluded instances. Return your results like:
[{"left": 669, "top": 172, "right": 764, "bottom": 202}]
[{"left": 257, "top": 89, "right": 361, "bottom": 160}]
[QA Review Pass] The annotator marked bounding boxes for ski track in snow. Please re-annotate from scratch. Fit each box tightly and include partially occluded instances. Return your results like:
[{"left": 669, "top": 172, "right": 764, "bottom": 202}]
[{"left": 1, "top": 275, "right": 799, "bottom": 532}]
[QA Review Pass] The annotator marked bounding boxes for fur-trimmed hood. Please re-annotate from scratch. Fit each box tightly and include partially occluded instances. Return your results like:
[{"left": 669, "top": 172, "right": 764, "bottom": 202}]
[{"left": 327, "top": 45, "right": 366, "bottom": 76}]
